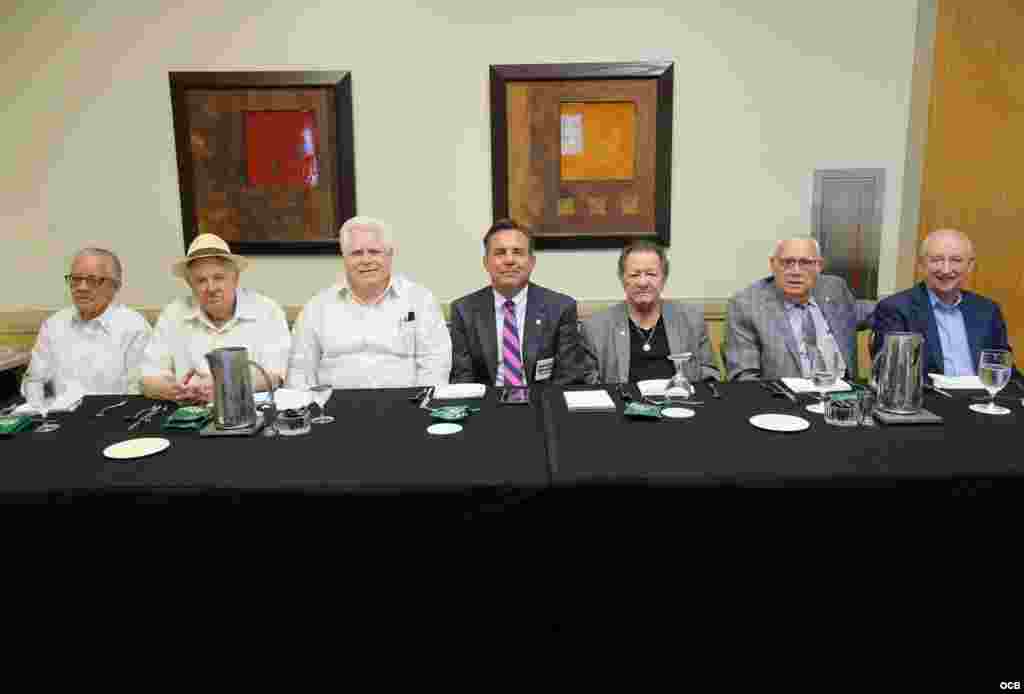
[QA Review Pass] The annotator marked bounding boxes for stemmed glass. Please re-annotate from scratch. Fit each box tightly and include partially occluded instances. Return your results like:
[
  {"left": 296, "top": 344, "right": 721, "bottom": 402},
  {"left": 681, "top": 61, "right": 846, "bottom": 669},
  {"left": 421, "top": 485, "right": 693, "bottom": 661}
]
[
  {"left": 971, "top": 349, "right": 1013, "bottom": 415},
  {"left": 806, "top": 335, "right": 840, "bottom": 408},
  {"left": 24, "top": 375, "right": 60, "bottom": 432},
  {"left": 663, "top": 353, "right": 696, "bottom": 404},
  {"left": 309, "top": 384, "right": 335, "bottom": 424}
]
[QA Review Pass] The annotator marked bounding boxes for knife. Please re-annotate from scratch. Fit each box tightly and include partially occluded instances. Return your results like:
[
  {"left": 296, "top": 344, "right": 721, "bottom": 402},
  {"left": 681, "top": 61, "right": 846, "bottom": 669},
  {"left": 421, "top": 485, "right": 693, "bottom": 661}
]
[
  {"left": 770, "top": 381, "right": 798, "bottom": 403},
  {"left": 924, "top": 383, "right": 953, "bottom": 398}
]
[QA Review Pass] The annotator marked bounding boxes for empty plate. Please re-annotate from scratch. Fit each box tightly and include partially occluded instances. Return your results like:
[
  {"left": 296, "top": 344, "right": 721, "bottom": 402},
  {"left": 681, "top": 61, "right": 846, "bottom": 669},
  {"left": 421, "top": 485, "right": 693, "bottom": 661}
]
[
  {"left": 749, "top": 414, "right": 810, "bottom": 432},
  {"left": 427, "top": 423, "right": 463, "bottom": 436},
  {"left": 660, "top": 407, "right": 696, "bottom": 419},
  {"left": 103, "top": 437, "right": 171, "bottom": 460}
]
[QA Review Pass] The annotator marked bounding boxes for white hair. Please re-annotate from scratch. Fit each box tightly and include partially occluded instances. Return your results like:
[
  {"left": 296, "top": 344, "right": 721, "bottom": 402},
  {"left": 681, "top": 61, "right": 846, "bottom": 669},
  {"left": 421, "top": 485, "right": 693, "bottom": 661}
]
[
  {"left": 918, "top": 228, "right": 974, "bottom": 259},
  {"left": 72, "top": 247, "right": 123, "bottom": 285},
  {"left": 773, "top": 237, "right": 821, "bottom": 257},
  {"left": 338, "top": 216, "right": 396, "bottom": 255}
]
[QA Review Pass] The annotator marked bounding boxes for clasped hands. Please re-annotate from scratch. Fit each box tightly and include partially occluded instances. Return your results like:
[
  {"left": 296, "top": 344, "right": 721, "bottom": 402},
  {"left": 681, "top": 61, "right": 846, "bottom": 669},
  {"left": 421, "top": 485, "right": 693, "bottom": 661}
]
[{"left": 168, "top": 368, "right": 214, "bottom": 404}]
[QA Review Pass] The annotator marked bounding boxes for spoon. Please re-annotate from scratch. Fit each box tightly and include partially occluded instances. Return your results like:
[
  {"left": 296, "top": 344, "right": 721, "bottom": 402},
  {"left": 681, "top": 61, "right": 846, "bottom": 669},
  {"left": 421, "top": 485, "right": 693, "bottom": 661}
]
[{"left": 96, "top": 400, "right": 128, "bottom": 417}]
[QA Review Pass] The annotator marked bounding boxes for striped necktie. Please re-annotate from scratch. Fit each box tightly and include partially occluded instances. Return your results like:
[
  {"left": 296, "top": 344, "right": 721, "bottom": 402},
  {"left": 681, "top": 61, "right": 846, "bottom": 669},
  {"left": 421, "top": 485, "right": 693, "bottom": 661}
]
[{"left": 502, "top": 299, "right": 525, "bottom": 386}]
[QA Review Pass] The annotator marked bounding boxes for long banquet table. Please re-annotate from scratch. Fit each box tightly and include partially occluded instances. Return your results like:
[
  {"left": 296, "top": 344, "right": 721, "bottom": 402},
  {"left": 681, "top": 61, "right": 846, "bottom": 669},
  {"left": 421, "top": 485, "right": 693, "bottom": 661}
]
[{"left": 2, "top": 382, "right": 1022, "bottom": 500}]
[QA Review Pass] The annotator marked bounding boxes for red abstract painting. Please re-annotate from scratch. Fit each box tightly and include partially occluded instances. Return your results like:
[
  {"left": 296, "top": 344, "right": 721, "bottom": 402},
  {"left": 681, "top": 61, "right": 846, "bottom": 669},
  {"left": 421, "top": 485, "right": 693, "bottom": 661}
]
[{"left": 245, "top": 110, "right": 319, "bottom": 187}]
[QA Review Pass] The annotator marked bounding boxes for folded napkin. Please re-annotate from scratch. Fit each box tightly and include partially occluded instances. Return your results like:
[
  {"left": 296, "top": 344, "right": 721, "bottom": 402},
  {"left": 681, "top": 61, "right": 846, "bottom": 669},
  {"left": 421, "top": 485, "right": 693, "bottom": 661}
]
[
  {"left": 780, "top": 377, "right": 852, "bottom": 394},
  {"left": 13, "top": 385, "right": 84, "bottom": 415},
  {"left": 0, "top": 415, "right": 35, "bottom": 435},
  {"left": 432, "top": 383, "right": 487, "bottom": 400},
  {"left": 273, "top": 388, "right": 313, "bottom": 410},
  {"left": 564, "top": 390, "right": 616, "bottom": 412},
  {"left": 637, "top": 379, "right": 670, "bottom": 397},
  {"left": 928, "top": 373, "right": 985, "bottom": 390},
  {"left": 162, "top": 405, "right": 213, "bottom": 432}
]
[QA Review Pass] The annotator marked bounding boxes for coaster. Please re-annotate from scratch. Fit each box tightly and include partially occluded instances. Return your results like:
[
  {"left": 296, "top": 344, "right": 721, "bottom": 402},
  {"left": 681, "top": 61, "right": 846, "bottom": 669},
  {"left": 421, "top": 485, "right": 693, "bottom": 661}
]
[
  {"left": 660, "top": 407, "right": 695, "bottom": 419},
  {"left": 427, "top": 422, "right": 463, "bottom": 435}
]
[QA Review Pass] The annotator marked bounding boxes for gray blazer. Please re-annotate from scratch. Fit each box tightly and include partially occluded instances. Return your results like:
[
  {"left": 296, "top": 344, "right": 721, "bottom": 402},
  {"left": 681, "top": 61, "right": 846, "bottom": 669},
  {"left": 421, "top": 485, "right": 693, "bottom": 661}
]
[
  {"left": 581, "top": 301, "right": 720, "bottom": 384},
  {"left": 723, "top": 275, "right": 873, "bottom": 382}
]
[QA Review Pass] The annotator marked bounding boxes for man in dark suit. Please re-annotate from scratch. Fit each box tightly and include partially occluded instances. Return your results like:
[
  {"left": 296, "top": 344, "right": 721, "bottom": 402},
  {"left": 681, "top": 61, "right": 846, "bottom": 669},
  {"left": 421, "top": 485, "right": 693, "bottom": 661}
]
[
  {"left": 449, "top": 219, "right": 588, "bottom": 386},
  {"left": 871, "top": 228, "right": 1012, "bottom": 376}
]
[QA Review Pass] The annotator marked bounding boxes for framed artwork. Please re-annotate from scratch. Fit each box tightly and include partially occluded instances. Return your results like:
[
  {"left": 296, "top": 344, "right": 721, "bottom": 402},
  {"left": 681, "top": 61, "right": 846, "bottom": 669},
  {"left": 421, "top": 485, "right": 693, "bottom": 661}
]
[
  {"left": 489, "top": 62, "right": 674, "bottom": 250},
  {"left": 168, "top": 70, "right": 356, "bottom": 255}
]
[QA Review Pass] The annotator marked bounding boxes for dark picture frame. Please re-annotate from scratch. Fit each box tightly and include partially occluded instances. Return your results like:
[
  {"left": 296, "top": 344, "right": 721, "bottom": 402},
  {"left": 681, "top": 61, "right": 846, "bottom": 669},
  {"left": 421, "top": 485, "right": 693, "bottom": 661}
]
[
  {"left": 489, "top": 62, "right": 673, "bottom": 250},
  {"left": 169, "top": 70, "right": 356, "bottom": 255}
]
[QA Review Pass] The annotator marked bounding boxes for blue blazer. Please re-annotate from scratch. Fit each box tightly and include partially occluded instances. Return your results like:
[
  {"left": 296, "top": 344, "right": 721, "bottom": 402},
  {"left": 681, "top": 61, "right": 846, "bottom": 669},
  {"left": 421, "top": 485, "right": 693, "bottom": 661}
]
[{"left": 870, "top": 282, "right": 1011, "bottom": 375}]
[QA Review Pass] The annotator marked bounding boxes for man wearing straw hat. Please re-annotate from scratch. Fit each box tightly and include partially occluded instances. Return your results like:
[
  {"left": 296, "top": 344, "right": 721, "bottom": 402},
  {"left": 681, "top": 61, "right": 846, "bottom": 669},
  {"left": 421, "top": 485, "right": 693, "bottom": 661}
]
[{"left": 140, "top": 233, "right": 291, "bottom": 403}]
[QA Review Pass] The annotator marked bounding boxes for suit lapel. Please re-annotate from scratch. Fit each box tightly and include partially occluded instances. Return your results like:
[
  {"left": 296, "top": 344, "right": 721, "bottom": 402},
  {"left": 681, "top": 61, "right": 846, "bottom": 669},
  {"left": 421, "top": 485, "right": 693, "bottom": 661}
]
[
  {"left": 911, "top": 283, "right": 943, "bottom": 374},
  {"left": 522, "top": 284, "right": 543, "bottom": 384},
  {"left": 765, "top": 288, "right": 801, "bottom": 371},
  {"left": 616, "top": 304, "right": 631, "bottom": 382},
  {"left": 959, "top": 292, "right": 984, "bottom": 368},
  {"left": 476, "top": 289, "right": 499, "bottom": 383}
]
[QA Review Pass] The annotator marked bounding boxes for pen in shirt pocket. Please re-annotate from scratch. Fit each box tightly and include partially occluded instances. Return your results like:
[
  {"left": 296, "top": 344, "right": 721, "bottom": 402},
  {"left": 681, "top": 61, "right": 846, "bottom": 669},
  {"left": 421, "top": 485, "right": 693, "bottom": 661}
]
[{"left": 399, "top": 311, "right": 416, "bottom": 326}]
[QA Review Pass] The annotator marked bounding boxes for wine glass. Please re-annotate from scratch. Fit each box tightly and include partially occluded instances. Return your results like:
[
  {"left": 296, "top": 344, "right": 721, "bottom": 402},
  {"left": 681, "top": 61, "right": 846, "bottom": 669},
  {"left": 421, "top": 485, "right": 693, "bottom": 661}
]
[
  {"left": 309, "top": 384, "right": 334, "bottom": 424},
  {"left": 970, "top": 349, "right": 1013, "bottom": 415},
  {"left": 663, "top": 353, "right": 696, "bottom": 404},
  {"left": 25, "top": 375, "right": 60, "bottom": 432}
]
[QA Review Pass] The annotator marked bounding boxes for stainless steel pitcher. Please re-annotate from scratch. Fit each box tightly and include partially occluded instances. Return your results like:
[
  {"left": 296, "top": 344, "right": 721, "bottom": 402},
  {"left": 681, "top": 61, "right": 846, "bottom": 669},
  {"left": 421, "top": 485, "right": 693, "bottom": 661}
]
[
  {"left": 872, "top": 332, "right": 924, "bottom": 414},
  {"left": 205, "top": 347, "right": 276, "bottom": 430}
]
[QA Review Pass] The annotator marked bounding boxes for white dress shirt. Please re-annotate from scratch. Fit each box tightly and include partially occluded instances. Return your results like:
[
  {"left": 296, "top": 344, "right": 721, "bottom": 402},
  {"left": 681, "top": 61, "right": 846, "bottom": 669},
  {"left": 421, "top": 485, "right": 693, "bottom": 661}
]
[
  {"left": 141, "top": 288, "right": 291, "bottom": 383},
  {"left": 22, "top": 303, "right": 152, "bottom": 396},
  {"left": 493, "top": 286, "right": 527, "bottom": 387},
  {"left": 287, "top": 273, "right": 452, "bottom": 389}
]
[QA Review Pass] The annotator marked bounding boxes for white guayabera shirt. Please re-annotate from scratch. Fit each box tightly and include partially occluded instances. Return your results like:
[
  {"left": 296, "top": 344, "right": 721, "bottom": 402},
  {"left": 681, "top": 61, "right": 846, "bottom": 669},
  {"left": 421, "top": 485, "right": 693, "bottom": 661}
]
[
  {"left": 287, "top": 273, "right": 452, "bottom": 389},
  {"left": 22, "top": 304, "right": 153, "bottom": 396},
  {"left": 141, "top": 288, "right": 291, "bottom": 383}
]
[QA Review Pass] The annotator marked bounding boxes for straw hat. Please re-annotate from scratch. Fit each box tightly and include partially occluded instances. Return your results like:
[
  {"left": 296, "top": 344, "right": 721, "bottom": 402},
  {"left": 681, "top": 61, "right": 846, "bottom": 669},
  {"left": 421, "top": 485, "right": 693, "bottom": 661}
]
[{"left": 172, "top": 233, "right": 249, "bottom": 278}]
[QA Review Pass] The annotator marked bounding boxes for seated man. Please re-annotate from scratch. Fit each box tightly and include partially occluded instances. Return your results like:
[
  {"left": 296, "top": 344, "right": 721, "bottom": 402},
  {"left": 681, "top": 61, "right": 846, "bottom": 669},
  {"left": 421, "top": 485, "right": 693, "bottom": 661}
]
[
  {"left": 450, "top": 219, "right": 589, "bottom": 387},
  {"left": 141, "top": 233, "right": 290, "bottom": 403},
  {"left": 287, "top": 217, "right": 451, "bottom": 388},
  {"left": 22, "top": 247, "right": 151, "bottom": 396},
  {"left": 724, "top": 237, "right": 873, "bottom": 381},
  {"left": 582, "top": 240, "right": 719, "bottom": 384},
  {"left": 871, "top": 228, "right": 1013, "bottom": 376}
]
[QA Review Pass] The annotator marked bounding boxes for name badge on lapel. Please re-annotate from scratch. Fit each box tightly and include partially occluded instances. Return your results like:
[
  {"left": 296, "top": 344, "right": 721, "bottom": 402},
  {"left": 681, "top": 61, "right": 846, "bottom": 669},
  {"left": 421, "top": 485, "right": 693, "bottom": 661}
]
[{"left": 535, "top": 357, "right": 554, "bottom": 382}]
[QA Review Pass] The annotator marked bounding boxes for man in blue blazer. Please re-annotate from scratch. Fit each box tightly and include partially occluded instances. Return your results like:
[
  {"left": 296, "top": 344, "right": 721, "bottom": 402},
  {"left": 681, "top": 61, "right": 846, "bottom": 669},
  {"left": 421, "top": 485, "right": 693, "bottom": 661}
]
[
  {"left": 871, "top": 229, "right": 1013, "bottom": 377},
  {"left": 449, "top": 219, "right": 589, "bottom": 386}
]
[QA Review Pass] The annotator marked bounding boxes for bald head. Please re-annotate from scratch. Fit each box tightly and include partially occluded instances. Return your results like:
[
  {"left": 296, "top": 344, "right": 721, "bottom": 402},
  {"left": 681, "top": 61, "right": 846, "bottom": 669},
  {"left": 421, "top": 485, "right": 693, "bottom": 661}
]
[{"left": 918, "top": 228, "right": 975, "bottom": 304}]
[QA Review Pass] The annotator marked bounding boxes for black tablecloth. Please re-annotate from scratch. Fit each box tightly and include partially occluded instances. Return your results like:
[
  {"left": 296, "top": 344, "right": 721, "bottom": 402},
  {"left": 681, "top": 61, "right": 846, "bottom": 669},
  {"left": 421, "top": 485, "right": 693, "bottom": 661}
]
[
  {"left": 541, "top": 382, "right": 1024, "bottom": 487},
  {"left": 0, "top": 388, "right": 550, "bottom": 496}
]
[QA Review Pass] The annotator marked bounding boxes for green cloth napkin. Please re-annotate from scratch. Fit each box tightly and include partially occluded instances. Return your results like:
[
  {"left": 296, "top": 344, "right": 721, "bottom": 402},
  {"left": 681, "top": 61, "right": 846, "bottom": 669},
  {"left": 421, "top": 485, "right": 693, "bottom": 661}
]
[
  {"left": 623, "top": 402, "right": 663, "bottom": 419},
  {"left": 430, "top": 405, "right": 480, "bottom": 421},
  {"left": 162, "top": 406, "right": 213, "bottom": 431},
  {"left": 0, "top": 415, "right": 35, "bottom": 435}
]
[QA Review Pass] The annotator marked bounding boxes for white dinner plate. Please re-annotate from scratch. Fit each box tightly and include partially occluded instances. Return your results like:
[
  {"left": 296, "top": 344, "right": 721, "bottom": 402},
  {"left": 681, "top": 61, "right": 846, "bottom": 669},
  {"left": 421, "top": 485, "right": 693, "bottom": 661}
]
[
  {"left": 102, "top": 437, "right": 171, "bottom": 460},
  {"left": 660, "top": 407, "right": 696, "bottom": 419},
  {"left": 805, "top": 402, "right": 825, "bottom": 415},
  {"left": 749, "top": 414, "right": 810, "bottom": 433},
  {"left": 426, "top": 423, "right": 463, "bottom": 436}
]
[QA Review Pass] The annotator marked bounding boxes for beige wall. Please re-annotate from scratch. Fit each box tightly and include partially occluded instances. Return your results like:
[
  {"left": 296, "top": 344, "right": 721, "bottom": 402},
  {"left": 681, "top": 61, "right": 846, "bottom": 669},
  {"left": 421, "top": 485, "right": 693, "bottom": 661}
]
[{"left": 2, "top": 0, "right": 920, "bottom": 313}]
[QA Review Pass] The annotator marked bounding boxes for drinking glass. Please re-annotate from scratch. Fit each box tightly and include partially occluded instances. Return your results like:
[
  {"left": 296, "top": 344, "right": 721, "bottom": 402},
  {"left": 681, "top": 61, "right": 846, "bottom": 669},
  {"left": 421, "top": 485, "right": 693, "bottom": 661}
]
[
  {"left": 310, "top": 385, "right": 335, "bottom": 424},
  {"left": 663, "top": 353, "right": 696, "bottom": 404},
  {"left": 25, "top": 376, "right": 60, "bottom": 432},
  {"left": 971, "top": 349, "right": 1013, "bottom": 415}
]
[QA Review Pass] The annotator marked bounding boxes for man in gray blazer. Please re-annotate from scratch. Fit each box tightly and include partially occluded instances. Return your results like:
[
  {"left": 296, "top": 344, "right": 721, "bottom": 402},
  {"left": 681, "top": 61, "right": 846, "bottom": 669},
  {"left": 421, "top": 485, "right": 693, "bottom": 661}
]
[
  {"left": 723, "top": 237, "right": 873, "bottom": 381},
  {"left": 581, "top": 241, "right": 719, "bottom": 384}
]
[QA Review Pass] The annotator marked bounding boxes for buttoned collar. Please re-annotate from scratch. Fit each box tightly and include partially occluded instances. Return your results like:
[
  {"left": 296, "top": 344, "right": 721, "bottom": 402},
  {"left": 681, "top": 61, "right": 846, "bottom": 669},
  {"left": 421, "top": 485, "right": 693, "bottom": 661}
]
[
  {"left": 185, "top": 288, "right": 256, "bottom": 326},
  {"left": 72, "top": 303, "right": 116, "bottom": 333},
  {"left": 493, "top": 285, "right": 528, "bottom": 311},
  {"left": 927, "top": 287, "right": 963, "bottom": 310},
  {"left": 337, "top": 274, "right": 400, "bottom": 304}
]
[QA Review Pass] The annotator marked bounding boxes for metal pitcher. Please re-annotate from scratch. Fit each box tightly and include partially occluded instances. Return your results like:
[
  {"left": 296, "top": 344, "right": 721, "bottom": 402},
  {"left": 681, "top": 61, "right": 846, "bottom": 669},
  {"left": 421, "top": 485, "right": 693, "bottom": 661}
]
[
  {"left": 205, "top": 347, "right": 276, "bottom": 430},
  {"left": 872, "top": 332, "right": 924, "bottom": 414}
]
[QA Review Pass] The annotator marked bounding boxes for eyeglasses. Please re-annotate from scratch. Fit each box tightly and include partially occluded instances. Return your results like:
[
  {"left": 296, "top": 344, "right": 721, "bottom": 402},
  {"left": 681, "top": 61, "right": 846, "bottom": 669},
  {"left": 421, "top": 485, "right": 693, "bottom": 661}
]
[
  {"left": 65, "top": 274, "right": 114, "bottom": 289},
  {"left": 775, "top": 257, "right": 820, "bottom": 271},
  {"left": 925, "top": 255, "right": 971, "bottom": 269}
]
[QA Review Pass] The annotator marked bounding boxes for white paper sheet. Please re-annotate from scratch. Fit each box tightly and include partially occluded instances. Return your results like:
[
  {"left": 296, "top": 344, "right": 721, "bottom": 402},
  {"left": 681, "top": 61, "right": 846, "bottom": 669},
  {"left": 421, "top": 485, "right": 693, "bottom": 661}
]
[
  {"left": 780, "top": 377, "right": 852, "bottom": 394},
  {"left": 563, "top": 390, "right": 616, "bottom": 411},
  {"left": 928, "top": 373, "right": 985, "bottom": 389}
]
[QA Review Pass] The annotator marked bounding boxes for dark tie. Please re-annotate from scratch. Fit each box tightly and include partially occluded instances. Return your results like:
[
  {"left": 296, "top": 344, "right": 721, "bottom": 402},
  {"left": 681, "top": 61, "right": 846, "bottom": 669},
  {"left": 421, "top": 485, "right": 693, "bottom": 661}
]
[
  {"left": 800, "top": 304, "right": 818, "bottom": 377},
  {"left": 502, "top": 299, "right": 525, "bottom": 386}
]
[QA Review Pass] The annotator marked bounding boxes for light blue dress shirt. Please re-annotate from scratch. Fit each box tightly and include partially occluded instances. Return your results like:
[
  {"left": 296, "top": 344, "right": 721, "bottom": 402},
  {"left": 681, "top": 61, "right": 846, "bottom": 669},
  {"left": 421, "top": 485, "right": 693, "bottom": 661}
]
[{"left": 927, "top": 289, "right": 975, "bottom": 376}]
